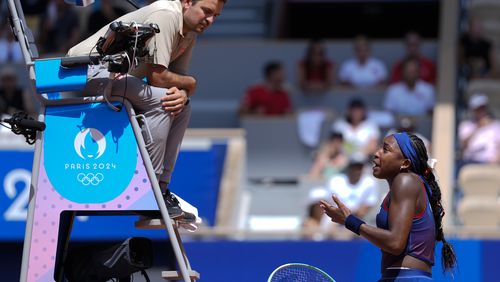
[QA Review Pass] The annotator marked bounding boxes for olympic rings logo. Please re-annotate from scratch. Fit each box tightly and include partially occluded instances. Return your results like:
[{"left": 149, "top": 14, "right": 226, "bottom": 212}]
[{"left": 77, "top": 173, "right": 104, "bottom": 186}]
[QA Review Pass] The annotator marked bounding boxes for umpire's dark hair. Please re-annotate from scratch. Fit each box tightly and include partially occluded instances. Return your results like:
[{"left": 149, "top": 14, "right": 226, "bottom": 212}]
[
  {"left": 263, "top": 61, "right": 283, "bottom": 79},
  {"left": 408, "top": 134, "right": 457, "bottom": 273}
]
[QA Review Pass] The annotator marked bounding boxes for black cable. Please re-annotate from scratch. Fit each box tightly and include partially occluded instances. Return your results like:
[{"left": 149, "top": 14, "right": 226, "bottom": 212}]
[
  {"left": 0, "top": 121, "right": 11, "bottom": 130},
  {"left": 2, "top": 112, "right": 44, "bottom": 145},
  {"left": 88, "top": 43, "right": 98, "bottom": 66},
  {"left": 122, "top": 73, "right": 128, "bottom": 109},
  {"left": 140, "top": 269, "right": 150, "bottom": 282}
]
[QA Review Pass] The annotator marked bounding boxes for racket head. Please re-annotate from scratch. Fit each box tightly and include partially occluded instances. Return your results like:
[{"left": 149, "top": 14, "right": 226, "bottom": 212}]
[{"left": 268, "top": 263, "right": 336, "bottom": 282}]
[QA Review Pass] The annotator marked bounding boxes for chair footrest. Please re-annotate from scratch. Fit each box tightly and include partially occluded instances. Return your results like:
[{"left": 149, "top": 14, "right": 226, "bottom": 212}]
[
  {"left": 135, "top": 218, "right": 198, "bottom": 231},
  {"left": 162, "top": 270, "right": 200, "bottom": 280}
]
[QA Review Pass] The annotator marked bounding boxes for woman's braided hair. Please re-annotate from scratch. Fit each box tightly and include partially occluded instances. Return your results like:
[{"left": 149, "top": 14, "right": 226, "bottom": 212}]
[{"left": 409, "top": 134, "right": 457, "bottom": 272}]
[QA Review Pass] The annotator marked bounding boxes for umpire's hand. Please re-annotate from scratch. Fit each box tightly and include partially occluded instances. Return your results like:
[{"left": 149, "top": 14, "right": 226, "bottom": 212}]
[{"left": 161, "top": 87, "right": 189, "bottom": 117}]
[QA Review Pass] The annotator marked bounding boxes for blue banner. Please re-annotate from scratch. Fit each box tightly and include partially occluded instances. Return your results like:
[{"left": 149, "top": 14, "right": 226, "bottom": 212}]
[
  {"left": 0, "top": 150, "right": 34, "bottom": 240},
  {"left": 0, "top": 144, "right": 226, "bottom": 241},
  {"left": 184, "top": 240, "right": 481, "bottom": 282}
]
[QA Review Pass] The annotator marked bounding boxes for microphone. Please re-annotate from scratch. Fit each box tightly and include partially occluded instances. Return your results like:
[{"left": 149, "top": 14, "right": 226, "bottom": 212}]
[
  {"left": 64, "top": 0, "right": 95, "bottom": 7},
  {"left": 3, "top": 117, "right": 46, "bottom": 132}
]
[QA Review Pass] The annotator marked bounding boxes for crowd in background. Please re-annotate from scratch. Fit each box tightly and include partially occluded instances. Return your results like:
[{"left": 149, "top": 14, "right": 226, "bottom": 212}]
[{"left": 234, "top": 17, "right": 500, "bottom": 236}]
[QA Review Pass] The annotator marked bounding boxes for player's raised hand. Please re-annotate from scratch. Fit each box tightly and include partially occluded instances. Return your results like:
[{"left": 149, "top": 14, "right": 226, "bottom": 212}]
[{"left": 320, "top": 195, "right": 351, "bottom": 225}]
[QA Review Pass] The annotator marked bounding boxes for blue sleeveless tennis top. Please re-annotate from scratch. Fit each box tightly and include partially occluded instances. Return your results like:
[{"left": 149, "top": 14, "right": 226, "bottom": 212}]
[{"left": 376, "top": 182, "right": 436, "bottom": 269}]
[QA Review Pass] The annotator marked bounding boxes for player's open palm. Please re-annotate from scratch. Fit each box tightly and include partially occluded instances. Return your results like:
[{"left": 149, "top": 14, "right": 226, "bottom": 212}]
[{"left": 320, "top": 195, "right": 351, "bottom": 225}]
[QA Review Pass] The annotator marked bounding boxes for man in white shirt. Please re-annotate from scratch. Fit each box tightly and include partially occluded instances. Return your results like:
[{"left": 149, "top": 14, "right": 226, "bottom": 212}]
[
  {"left": 327, "top": 153, "right": 378, "bottom": 219},
  {"left": 67, "top": 0, "right": 226, "bottom": 219},
  {"left": 384, "top": 57, "right": 435, "bottom": 116},
  {"left": 459, "top": 93, "right": 500, "bottom": 164},
  {"left": 339, "top": 35, "right": 388, "bottom": 88}
]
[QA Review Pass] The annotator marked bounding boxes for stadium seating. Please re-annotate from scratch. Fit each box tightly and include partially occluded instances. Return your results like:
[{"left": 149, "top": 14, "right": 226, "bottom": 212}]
[
  {"left": 458, "top": 196, "right": 499, "bottom": 227},
  {"left": 457, "top": 164, "right": 500, "bottom": 227},
  {"left": 188, "top": 39, "right": 438, "bottom": 128},
  {"left": 458, "top": 164, "right": 500, "bottom": 196},
  {"left": 469, "top": 0, "right": 500, "bottom": 23}
]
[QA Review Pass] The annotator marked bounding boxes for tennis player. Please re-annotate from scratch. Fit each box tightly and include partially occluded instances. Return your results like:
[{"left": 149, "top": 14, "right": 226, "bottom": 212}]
[{"left": 321, "top": 132, "right": 456, "bottom": 281}]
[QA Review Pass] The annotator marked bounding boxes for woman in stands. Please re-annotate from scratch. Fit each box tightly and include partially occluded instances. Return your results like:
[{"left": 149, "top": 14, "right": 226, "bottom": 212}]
[
  {"left": 321, "top": 132, "right": 456, "bottom": 281},
  {"left": 298, "top": 38, "right": 334, "bottom": 95},
  {"left": 331, "top": 98, "right": 380, "bottom": 157},
  {"left": 308, "top": 132, "right": 348, "bottom": 180}
]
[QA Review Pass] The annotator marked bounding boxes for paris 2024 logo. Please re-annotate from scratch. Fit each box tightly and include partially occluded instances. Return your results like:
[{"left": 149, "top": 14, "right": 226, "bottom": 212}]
[{"left": 44, "top": 104, "right": 137, "bottom": 203}]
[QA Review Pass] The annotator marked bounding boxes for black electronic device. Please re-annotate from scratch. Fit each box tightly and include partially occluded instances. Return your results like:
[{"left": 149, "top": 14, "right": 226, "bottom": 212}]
[
  {"left": 95, "top": 21, "right": 159, "bottom": 74},
  {"left": 64, "top": 237, "right": 153, "bottom": 282},
  {"left": 1, "top": 112, "right": 46, "bottom": 145}
]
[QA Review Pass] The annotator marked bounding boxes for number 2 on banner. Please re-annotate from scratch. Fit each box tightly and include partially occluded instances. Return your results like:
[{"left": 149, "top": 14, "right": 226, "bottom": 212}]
[
  {"left": 3, "top": 169, "right": 89, "bottom": 222},
  {"left": 3, "top": 169, "right": 31, "bottom": 221}
]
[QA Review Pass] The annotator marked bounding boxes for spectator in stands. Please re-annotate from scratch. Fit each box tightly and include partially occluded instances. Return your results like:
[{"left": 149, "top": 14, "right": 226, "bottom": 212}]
[
  {"left": 302, "top": 188, "right": 333, "bottom": 241},
  {"left": 390, "top": 31, "right": 436, "bottom": 84},
  {"left": 327, "top": 153, "right": 378, "bottom": 220},
  {"left": 0, "top": 25, "right": 24, "bottom": 63},
  {"left": 332, "top": 98, "right": 380, "bottom": 157},
  {"left": 298, "top": 39, "right": 334, "bottom": 95},
  {"left": 19, "top": 0, "right": 49, "bottom": 38},
  {"left": 39, "top": 0, "right": 81, "bottom": 54},
  {"left": 86, "top": 0, "right": 127, "bottom": 36},
  {"left": 0, "top": 65, "right": 35, "bottom": 116},
  {"left": 459, "top": 18, "right": 496, "bottom": 80},
  {"left": 308, "top": 132, "right": 348, "bottom": 180},
  {"left": 302, "top": 202, "right": 325, "bottom": 240},
  {"left": 384, "top": 57, "right": 435, "bottom": 117},
  {"left": 239, "top": 61, "right": 293, "bottom": 116},
  {"left": 458, "top": 93, "right": 500, "bottom": 164},
  {"left": 20, "top": 0, "right": 49, "bottom": 15},
  {"left": 339, "top": 35, "right": 388, "bottom": 88},
  {"left": 386, "top": 117, "right": 432, "bottom": 154}
]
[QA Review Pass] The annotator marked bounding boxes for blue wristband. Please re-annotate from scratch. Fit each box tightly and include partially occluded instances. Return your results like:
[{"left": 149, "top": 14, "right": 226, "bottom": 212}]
[{"left": 345, "top": 214, "right": 365, "bottom": 235}]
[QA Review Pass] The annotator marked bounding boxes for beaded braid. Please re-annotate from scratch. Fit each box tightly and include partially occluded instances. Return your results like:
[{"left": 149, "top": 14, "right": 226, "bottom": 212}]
[{"left": 409, "top": 134, "right": 457, "bottom": 272}]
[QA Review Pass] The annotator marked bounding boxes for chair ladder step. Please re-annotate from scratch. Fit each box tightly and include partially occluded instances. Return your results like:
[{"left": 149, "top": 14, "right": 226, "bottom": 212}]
[
  {"left": 162, "top": 270, "right": 200, "bottom": 280},
  {"left": 135, "top": 218, "right": 198, "bottom": 231}
]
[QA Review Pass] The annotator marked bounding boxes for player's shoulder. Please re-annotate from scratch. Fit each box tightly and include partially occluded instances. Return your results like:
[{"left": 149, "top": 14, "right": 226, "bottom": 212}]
[
  {"left": 392, "top": 172, "right": 422, "bottom": 196},
  {"left": 391, "top": 172, "right": 422, "bottom": 191}
]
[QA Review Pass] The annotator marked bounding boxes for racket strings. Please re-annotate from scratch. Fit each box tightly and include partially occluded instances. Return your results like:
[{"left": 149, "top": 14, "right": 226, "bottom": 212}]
[{"left": 270, "top": 265, "right": 334, "bottom": 282}]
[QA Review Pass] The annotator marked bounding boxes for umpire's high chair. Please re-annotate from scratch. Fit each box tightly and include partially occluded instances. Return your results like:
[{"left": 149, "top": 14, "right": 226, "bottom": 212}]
[{"left": 7, "top": 0, "right": 199, "bottom": 281}]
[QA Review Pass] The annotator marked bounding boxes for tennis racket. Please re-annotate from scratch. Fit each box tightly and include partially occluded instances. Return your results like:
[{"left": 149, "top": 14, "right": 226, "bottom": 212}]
[{"left": 268, "top": 263, "right": 336, "bottom": 282}]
